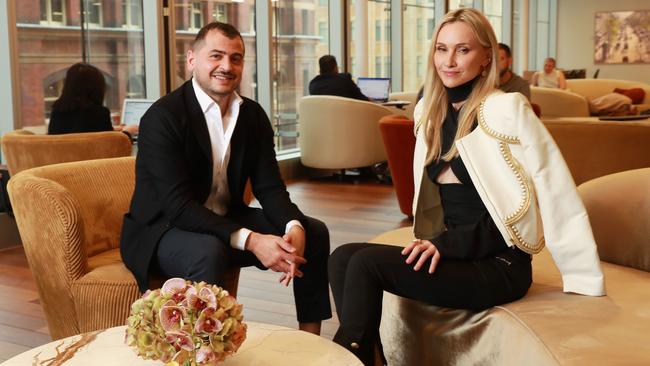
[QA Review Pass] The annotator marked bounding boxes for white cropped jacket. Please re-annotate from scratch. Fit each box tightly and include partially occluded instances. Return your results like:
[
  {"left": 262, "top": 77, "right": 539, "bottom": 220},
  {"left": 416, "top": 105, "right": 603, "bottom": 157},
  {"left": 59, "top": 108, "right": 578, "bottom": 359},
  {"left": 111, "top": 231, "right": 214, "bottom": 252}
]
[{"left": 412, "top": 91, "right": 605, "bottom": 296}]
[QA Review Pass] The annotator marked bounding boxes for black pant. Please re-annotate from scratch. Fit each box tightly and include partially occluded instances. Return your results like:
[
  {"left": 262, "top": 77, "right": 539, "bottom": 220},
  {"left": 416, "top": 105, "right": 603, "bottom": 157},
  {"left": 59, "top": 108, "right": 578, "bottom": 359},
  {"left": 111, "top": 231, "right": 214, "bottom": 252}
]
[
  {"left": 156, "top": 207, "right": 332, "bottom": 323},
  {"left": 328, "top": 243, "right": 532, "bottom": 365}
]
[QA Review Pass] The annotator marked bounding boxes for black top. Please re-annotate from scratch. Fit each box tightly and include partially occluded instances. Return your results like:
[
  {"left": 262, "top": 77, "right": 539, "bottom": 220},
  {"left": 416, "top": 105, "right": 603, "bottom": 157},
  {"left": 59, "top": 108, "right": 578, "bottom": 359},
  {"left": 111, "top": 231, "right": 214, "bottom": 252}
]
[
  {"left": 426, "top": 104, "right": 508, "bottom": 259},
  {"left": 48, "top": 104, "right": 113, "bottom": 134},
  {"left": 308, "top": 73, "right": 369, "bottom": 101}
]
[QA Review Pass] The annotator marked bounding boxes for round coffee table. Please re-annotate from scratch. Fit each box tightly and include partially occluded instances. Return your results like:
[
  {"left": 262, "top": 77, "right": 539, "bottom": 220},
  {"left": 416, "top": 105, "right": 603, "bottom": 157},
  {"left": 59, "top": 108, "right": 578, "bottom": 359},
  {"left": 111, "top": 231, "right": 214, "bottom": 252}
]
[{"left": 1, "top": 322, "right": 361, "bottom": 365}]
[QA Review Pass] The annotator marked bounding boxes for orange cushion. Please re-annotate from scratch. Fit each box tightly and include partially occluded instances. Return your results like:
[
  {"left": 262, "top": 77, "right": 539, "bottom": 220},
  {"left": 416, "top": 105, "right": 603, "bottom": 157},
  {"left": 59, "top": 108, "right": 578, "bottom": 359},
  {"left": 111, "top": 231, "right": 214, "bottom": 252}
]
[{"left": 614, "top": 88, "right": 645, "bottom": 104}]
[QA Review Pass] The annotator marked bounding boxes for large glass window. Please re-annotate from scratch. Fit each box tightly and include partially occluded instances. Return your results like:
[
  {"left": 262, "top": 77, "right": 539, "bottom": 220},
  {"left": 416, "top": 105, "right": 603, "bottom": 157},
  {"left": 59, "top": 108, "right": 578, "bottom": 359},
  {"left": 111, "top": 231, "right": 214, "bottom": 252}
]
[
  {"left": 171, "top": 0, "right": 257, "bottom": 101},
  {"left": 349, "top": 0, "right": 391, "bottom": 79},
  {"left": 448, "top": 0, "right": 474, "bottom": 11},
  {"left": 484, "top": 0, "right": 503, "bottom": 41},
  {"left": 535, "top": 0, "right": 551, "bottom": 69},
  {"left": 403, "top": 0, "right": 434, "bottom": 92},
  {"left": 14, "top": 0, "right": 146, "bottom": 127},
  {"left": 272, "top": 0, "right": 329, "bottom": 152}
]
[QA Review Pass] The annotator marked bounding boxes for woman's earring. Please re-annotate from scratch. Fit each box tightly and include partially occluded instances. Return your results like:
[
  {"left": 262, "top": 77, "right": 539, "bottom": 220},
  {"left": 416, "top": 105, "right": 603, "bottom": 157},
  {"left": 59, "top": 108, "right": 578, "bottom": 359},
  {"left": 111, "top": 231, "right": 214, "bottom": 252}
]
[{"left": 481, "top": 66, "right": 487, "bottom": 77}]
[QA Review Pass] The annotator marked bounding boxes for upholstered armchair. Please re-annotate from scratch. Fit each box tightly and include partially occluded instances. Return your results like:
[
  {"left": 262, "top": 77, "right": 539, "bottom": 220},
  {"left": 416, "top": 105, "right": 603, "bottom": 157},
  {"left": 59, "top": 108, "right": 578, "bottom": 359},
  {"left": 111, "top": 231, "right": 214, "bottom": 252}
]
[
  {"left": 298, "top": 96, "right": 391, "bottom": 171},
  {"left": 378, "top": 115, "right": 415, "bottom": 217},
  {"left": 530, "top": 86, "right": 590, "bottom": 118},
  {"left": 8, "top": 157, "right": 240, "bottom": 339},
  {"left": 1, "top": 130, "right": 133, "bottom": 176}
]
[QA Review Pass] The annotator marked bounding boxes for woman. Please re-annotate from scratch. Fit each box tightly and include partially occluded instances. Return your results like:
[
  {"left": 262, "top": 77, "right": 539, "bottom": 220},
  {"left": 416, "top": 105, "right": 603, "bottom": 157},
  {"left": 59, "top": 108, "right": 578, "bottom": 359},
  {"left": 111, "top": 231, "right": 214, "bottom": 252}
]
[
  {"left": 48, "top": 62, "right": 137, "bottom": 137},
  {"left": 328, "top": 8, "right": 604, "bottom": 366}
]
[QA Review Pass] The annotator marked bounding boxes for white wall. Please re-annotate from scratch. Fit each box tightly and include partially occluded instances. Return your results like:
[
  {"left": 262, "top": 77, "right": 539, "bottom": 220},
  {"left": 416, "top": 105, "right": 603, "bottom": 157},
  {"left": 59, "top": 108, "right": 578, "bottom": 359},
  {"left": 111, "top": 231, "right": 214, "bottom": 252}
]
[{"left": 557, "top": 0, "right": 650, "bottom": 84}]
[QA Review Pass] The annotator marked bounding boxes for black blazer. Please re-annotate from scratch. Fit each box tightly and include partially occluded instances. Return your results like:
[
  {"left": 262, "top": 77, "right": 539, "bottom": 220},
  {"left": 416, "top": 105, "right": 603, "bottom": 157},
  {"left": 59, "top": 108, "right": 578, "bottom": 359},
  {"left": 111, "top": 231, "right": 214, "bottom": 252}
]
[
  {"left": 48, "top": 104, "right": 113, "bottom": 134},
  {"left": 308, "top": 73, "right": 369, "bottom": 101},
  {"left": 120, "top": 80, "right": 305, "bottom": 292}
]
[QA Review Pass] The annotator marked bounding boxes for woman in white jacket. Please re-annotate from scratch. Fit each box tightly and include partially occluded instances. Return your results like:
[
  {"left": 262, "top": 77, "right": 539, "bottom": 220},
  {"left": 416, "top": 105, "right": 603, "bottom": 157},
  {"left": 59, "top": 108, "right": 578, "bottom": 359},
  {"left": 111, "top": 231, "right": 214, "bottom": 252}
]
[{"left": 328, "top": 8, "right": 605, "bottom": 366}]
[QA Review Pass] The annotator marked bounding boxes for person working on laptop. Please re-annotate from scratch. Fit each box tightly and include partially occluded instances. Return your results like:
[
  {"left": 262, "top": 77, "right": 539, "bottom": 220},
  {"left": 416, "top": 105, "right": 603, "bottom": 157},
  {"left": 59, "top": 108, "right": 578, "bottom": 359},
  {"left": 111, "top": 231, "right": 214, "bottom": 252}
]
[
  {"left": 48, "top": 62, "right": 138, "bottom": 139},
  {"left": 120, "top": 22, "right": 332, "bottom": 336},
  {"left": 309, "top": 55, "right": 369, "bottom": 101}
]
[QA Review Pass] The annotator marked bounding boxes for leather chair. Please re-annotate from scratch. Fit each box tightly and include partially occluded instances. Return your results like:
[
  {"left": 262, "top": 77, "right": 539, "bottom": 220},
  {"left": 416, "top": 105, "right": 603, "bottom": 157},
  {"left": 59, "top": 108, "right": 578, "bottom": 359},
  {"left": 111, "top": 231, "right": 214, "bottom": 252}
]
[
  {"left": 379, "top": 115, "right": 415, "bottom": 217},
  {"left": 1, "top": 130, "right": 133, "bottom": 176},
  {"left": 8, "top": 157, "right": 240, "bottom": 339},
  {"left": 298, "top": 96, "right": 392, "bottom": 170}
]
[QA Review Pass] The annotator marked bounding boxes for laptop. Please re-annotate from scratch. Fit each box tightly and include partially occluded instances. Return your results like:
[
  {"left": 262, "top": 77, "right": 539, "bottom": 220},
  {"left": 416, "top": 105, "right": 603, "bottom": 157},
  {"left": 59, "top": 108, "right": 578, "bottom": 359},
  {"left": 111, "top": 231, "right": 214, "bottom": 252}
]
[
  {"left": 357, "top": 77, "right": 391, "bottom": 102},
  {"left": 120, "top": 99, "right": 156, "bottom": 126}
]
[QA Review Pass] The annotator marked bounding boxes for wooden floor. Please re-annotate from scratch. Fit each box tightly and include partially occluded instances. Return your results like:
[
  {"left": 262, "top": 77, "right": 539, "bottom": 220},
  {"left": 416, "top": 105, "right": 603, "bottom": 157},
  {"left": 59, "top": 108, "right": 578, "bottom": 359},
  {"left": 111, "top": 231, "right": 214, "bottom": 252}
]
[{"left": 0, "top": 179, "right": 412, "bottom": 361}]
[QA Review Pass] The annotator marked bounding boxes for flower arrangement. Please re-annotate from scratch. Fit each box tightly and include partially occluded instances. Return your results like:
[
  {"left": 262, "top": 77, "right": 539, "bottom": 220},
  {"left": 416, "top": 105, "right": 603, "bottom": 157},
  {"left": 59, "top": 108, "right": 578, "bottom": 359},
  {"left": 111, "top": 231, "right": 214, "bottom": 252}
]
[{"left": 125, "top": 278, "right": 247, "bottom": 366}]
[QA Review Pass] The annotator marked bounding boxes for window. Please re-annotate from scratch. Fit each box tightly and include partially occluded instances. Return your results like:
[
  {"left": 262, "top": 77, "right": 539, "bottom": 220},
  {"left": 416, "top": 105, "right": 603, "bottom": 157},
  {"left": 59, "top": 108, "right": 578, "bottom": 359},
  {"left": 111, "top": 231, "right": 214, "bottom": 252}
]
[
  {"left": 40, "top": 0, "right": 65, "bottom": 25},
  {"left": 271, "top": 0, "right": 329, "bottom": 152},
  {"left": 318, "top": 21, "right": 327, "bottom": 42},
  {"left": 484, "top": 0, "right": 503, "bottom": 41},
  {"left": 14, "top": 0, "right": 147, "bottom": 127},
  {"left": 349, "top": 0, "right": 391, "bottom": 79},
  {"left": 213, "top": 4, "right": 226, "bottom": 23},
  {"left": 122, "top": 0, "right": 143, "bottom": 28},
  {"left": 448, "top": 0, "right": 473, "bottom": 10},
  {"left": 375, "top": 20, "right": 381, "bottom": 41},
  {"left": 84, "top": 0, "right": 103, "bottom": 28},
  {"left": 190, "top": 2, "right": 203, "bottom": 31},
  {"left": 403, "top": 0, "right": 434, "bottom": 91},
  {"left": 375, "top": 56, "right": 382, "bottom": 77}
]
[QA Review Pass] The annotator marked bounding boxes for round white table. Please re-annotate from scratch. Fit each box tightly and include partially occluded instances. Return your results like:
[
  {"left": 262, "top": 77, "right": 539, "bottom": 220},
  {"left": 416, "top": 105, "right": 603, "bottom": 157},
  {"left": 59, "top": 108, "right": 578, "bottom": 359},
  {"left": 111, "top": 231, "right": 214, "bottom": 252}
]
[{"left": 1, "top": 322, "right": 362, "bottom": 366}]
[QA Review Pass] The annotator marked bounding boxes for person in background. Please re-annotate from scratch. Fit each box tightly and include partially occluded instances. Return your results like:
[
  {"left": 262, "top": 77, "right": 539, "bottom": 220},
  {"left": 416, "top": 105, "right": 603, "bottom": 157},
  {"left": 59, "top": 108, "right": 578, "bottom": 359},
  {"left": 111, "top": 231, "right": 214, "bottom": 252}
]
[
  {"left": 531, "top": 57, "right": 566, "bottom": 89},
  {"left": 309, "top": 55, "right": 369, "bottom": 101},
  {"left": 328, "top": 8, "right": 604, "bottom": 365},
  {"left": 48, "top": 62, "right": 138, "bottom": 138},
  {"left": 497, "top": 43, "right": 531, "bottom": 100}
]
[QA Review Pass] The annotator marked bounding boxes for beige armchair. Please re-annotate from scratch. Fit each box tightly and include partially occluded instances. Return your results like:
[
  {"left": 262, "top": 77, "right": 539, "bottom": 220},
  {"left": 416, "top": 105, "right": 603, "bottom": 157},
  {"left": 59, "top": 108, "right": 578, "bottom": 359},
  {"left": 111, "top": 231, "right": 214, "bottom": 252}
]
[
  {"left": 8, "top": 157, "right": 240, "bottom": 339},
  {"left": 1, "top": 130, "right": 132, "bottom": 176},
  {"left": 298, "top": 96, "right": 391, "bottom": 170}
]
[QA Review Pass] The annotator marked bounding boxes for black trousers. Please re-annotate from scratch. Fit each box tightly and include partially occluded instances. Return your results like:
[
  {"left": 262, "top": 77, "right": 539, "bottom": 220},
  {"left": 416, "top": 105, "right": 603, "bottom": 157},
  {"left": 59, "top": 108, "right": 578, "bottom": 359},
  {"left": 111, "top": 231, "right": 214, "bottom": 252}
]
[
  {"left": 156, "top": 207, "right": 332, "bottom": 323},
  {"left": 328, "top": 243, "right": 532, "bottom": 365}
]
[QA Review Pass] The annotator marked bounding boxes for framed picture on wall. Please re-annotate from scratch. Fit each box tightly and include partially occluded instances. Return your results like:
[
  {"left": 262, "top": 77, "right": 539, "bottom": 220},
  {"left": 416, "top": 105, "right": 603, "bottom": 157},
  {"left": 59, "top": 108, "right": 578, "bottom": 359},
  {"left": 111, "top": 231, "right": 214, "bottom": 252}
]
[{"left": 594, "top": 10, "right": 650, "bottom": 64}]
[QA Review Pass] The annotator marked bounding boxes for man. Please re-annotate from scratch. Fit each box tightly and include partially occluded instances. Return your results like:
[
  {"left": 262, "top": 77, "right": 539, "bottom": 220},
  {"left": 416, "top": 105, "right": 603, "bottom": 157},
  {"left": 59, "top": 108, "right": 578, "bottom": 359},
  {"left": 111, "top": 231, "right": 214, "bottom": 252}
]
[
  {"left": 309, "top": 55, "right": 369, "bottom": 101},
  {"left": 532, "top": 57, "right": 567, "bottom": 89},
  {"left": 120, "top": 22, "right": 331, "bottom": 335},
  {"left": 497, "top": 43, "right": 531, "bottom": 100}
]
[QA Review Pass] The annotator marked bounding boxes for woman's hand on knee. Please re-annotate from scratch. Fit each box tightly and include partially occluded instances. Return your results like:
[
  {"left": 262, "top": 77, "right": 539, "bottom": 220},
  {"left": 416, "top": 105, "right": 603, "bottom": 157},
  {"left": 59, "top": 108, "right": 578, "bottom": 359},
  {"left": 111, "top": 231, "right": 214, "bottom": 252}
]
[{"left": 401, "top": 240, "right": 441, "bottom": 274}]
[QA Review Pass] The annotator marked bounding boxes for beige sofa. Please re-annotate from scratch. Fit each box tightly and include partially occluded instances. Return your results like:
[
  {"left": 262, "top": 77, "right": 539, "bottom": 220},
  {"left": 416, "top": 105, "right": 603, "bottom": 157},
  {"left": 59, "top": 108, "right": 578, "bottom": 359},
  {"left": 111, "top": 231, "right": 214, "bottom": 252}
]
[
  {"left": 566, "top": 78, "right": 650, "bottom": 111},
  {"left": 531, "top": 87, "right": 590, "bottom": 118},
  {"left": 373, "top": 168, "right": 650, "bottom": 365}
]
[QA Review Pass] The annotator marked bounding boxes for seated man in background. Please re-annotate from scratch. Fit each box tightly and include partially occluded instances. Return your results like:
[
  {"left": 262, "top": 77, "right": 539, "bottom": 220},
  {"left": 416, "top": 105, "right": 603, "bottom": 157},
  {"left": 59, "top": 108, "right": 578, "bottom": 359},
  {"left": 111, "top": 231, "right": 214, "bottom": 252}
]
[
  {"left": 497, "top": 43, "right": 531, "bottom": 100},
  {"left": 532, "top": 57, "right": 567, "bottom": 89},
  {"left": 309, "top": 55, "right": 369, "bottom": 101}
]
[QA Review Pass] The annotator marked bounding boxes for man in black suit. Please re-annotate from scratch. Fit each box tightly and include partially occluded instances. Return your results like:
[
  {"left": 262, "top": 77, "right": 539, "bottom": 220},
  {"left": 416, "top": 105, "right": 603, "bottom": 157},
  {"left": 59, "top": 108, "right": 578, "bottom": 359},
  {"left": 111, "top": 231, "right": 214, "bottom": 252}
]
[
  {"left": 120, "top": 22, "right": 331, "bottom": 335},
  {"left": 308, "top": 55, "right": 369, "bottom": 101}
]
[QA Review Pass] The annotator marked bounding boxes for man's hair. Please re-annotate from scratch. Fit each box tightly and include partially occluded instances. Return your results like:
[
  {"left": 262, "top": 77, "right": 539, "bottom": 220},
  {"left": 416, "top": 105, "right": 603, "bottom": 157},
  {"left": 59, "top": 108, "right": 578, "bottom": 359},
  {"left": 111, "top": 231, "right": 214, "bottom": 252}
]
[
  {"left": 545, "top": 57, "right": 556, "bottom": 66},
  {"left": 192, "top": 22, "right": 244, "bottom": 52},
  {"left": 498, "top": 43, "right": 512, "bottom": 58},
  {"left": 319, "top": 55, "right": 338, "bottom": 74}
]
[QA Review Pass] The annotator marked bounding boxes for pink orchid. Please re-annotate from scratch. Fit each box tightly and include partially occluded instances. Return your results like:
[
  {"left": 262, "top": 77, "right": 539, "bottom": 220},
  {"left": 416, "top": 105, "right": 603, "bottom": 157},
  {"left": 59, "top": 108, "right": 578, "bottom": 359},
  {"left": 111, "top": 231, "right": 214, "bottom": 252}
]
[
  {"left": 159, "top": 300, "right": 185, "bottom": 332},
  {"left": 194, "top": 307, "right": 223, "bottom": 334},
  {"left": 161, "top": 278, "right": 189, "bottom": 303},
  {"left": 164, "top": 330, "right": 194, "bottom": 352},
  {"left": 195, "top": 345, "right": 218, "bottom": 365},
  {"left": 185, "top": 286, "right": 217, "bottom": 311}
]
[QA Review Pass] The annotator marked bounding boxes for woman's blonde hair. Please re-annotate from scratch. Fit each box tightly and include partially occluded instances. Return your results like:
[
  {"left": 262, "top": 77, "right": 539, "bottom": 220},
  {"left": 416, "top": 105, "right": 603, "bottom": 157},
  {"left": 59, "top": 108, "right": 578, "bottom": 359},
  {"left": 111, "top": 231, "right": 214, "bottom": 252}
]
[{"left": 419, "top": 8, "right": 499, "bottom": 164}]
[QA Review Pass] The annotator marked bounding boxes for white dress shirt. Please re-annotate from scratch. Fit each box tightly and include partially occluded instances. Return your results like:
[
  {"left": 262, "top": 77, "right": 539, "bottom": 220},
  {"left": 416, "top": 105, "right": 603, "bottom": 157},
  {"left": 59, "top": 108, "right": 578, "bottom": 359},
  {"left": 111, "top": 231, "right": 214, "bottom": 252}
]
[{"left": 192, "top": 79, "right": 301, "bottom": 250}]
